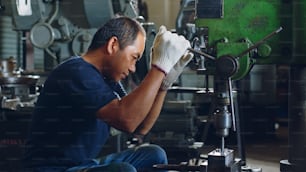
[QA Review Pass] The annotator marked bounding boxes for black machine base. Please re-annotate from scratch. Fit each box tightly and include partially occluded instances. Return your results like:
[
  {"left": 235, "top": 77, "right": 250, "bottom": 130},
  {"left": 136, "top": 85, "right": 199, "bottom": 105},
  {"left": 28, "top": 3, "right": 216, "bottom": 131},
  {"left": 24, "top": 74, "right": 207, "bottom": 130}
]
[{"left": 154, "top": 148, "right": 244, "bottom": 172}]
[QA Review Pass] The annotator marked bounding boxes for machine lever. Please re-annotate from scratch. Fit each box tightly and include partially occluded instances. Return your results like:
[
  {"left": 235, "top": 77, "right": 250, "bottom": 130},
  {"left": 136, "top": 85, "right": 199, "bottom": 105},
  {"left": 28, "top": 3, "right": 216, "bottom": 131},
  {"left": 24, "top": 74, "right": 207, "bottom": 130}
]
[
  {"left": 228, "top": 77, "right": 236, "bottom": 132},
  {"left": 187, "top": 26, "right": 282, "bottom": 61},
  {"left": 187, "top": 47, "right": 216, "bottom": 60},
  {"left": 237, "top": 26, "right": 283, "bottom": 59}
]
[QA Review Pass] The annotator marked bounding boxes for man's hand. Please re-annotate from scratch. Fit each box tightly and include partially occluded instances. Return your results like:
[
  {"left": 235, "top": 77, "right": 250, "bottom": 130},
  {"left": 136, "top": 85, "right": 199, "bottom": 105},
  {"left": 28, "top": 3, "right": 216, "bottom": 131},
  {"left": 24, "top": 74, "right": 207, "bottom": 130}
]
[
  {"left": 160, "top": 52, "right": 194, "bottom": 90},
  {"left": 150, "top": 25, "right": 191, "bottom": 74}
]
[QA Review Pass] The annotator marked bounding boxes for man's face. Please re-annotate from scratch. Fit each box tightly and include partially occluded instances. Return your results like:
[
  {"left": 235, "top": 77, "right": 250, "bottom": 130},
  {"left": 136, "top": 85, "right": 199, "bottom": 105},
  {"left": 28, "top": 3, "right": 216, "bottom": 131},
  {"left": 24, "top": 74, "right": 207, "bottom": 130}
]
[{"left": 109, "top": 33, "right": 146, "bottom": 82}]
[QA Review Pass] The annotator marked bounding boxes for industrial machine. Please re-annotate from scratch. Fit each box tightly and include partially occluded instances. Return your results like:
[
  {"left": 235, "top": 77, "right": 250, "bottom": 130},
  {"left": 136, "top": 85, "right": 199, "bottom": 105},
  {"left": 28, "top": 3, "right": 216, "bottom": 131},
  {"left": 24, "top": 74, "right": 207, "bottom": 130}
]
[
  {"left": 152, "top": 0, "right": 305, "bottom": 172},
  {"left": 0, "top": 0, "right": 153, "bottom": 70},
  {"left": 152, "top": 1, "right": 283, "bottom": 170}
]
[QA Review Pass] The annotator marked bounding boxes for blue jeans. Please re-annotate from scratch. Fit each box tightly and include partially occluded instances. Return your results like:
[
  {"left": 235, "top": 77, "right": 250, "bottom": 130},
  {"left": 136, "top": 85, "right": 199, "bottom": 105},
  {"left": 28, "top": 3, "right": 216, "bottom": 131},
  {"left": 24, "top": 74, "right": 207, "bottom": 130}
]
[{"left": 64, "top": 144, "right": 168, "bottom": 172}]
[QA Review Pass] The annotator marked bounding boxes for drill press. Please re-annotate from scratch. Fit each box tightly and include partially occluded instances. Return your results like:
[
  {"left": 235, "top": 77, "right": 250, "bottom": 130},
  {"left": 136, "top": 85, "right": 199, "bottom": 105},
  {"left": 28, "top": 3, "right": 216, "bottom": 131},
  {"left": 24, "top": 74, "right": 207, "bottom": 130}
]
[
  {"left": 205, "top": 54, "right": 241, "bottom": 172},
  {"left": 153, "top": 27, "right": 282, "bottom": 172}
]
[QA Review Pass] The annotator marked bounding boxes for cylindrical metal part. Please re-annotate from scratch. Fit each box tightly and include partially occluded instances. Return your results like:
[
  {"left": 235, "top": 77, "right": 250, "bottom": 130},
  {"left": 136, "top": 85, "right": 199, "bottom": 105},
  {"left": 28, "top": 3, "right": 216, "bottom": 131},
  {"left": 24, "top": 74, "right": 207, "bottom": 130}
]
[{"left": 214, "top": 108, "right": 232, "bottom": 137}]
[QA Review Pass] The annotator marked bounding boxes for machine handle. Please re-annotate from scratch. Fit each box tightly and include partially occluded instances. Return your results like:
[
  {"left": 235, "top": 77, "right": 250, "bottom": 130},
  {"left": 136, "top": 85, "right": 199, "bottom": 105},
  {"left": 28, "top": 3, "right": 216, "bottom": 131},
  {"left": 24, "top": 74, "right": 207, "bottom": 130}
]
[
  {"left": 187, "top": 47, "right": 216, "bottom": 60},
  {"left": 237, "top": 26, "right": 283, "bottom": 59},
  {"left": 187, "top": 26, "right": 283, "bottom": 61}
]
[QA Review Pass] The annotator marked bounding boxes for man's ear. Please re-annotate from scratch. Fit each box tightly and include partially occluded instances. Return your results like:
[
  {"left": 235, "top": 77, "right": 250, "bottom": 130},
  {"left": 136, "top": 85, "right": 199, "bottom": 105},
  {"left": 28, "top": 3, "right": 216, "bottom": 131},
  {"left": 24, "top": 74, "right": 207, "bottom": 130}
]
[{"left": 106, "top": 36, "right": 120, "bottom": 55}]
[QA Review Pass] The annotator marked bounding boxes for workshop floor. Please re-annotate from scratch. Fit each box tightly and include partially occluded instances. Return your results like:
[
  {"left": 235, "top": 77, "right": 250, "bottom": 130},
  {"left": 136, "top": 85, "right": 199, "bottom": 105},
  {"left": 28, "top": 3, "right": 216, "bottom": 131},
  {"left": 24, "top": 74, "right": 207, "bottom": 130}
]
[{"left": 242, "top": 125, "right": 289, "bottom": 172}]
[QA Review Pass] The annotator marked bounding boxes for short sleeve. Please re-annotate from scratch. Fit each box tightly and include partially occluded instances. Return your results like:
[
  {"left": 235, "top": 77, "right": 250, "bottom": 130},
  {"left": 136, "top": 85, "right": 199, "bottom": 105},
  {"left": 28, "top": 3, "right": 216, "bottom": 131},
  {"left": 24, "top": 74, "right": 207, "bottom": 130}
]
[{"left": 44, "top": 58, "right": 117, "bottom": 115}]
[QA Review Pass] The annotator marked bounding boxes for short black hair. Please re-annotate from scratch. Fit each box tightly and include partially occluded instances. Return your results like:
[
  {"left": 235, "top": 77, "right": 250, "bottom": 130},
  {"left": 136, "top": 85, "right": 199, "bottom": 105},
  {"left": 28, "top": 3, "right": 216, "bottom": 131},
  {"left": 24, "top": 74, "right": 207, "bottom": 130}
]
[{"left": 87, "top": 16, "right": 145, "bottom": 51}]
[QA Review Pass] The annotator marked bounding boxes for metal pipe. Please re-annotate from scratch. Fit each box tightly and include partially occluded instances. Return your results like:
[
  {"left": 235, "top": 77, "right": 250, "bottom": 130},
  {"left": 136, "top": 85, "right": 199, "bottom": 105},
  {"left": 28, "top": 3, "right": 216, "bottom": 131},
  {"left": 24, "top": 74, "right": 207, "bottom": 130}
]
[
  {"left": 237, "top": 27, "right": 283, "bottom": 58},
  {"left": 187, "top": 47, "right": 216, "bottom": 60}
]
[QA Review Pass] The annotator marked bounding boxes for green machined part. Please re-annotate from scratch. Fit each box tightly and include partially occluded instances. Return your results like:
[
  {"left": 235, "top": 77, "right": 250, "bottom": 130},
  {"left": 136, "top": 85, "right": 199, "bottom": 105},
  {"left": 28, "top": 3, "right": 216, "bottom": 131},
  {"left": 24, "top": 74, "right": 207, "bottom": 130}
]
[
  {"left": 217, "top": 42, "right": 253, "bottom": 80},
  {"left": 257, "top": 44, "right": 272, "bottom": 58}
]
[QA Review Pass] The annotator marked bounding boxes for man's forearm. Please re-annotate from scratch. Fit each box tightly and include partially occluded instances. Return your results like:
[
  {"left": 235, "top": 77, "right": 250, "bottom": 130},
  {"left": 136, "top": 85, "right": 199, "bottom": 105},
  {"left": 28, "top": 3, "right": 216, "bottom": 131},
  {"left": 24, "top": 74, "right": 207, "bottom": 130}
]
[{"left": 134, "top": 90, "right": 167, "bottom": 135}]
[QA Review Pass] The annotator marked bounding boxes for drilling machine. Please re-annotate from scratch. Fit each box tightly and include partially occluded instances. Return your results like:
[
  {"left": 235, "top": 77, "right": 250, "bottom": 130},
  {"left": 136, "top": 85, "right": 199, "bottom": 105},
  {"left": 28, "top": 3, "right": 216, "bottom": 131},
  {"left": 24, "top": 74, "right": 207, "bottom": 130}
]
[
  {"left": 190, "top": 1, "right": 306, "bottom": 171},
  {"left": 154, "top": 0, "right": 290, "bottom": 171},
  {"left": 154, "top": 27, "right": 282, "bottom": 172}
]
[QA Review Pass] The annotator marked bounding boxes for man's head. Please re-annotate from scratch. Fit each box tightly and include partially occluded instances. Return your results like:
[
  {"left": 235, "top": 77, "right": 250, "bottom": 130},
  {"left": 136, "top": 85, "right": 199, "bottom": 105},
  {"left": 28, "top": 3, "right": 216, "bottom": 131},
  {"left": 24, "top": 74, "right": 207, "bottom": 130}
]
[
  {"left": 88, "top": 16, "right": 146, "bottom": 51},
  {"left": 87, "top": 16, "right": 146, "bottom": 82}
]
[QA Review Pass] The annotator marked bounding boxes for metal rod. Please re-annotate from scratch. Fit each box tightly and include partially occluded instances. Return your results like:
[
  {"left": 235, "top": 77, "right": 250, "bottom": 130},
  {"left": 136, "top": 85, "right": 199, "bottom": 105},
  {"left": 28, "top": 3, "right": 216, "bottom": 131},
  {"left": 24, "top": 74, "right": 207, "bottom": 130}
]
[
  {"left": 187, "top": 48, "right": 216, "bottom": 60},
  {"left": 221, "top": 137, "right": 225, "bottom": 155},
  {"left": 237, "top": 26, "right": 283, "bottom": 58},
  {"left": 21, "top": 31, "right": 27, "bottom": 70},
  {"left": 228, "top": 77, "right": 236, "bottom": 131}
]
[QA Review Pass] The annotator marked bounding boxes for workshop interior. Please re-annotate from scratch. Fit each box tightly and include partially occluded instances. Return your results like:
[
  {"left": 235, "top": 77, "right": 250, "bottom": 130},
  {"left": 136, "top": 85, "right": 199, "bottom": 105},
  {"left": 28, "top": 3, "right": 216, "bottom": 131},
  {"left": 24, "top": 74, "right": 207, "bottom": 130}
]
[{"left": 0, "top": 0, "right": 305, "bottom": 171}]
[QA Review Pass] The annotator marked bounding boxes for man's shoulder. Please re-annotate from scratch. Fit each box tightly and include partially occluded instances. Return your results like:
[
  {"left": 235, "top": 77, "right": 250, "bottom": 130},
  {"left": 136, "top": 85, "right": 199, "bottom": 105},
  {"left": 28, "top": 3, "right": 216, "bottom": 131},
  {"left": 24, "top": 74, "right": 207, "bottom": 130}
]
[
  {"left": 54, "top": 56, "right": 96, "bottom": 74},
  {"left": 58, "top": 56, "right": 84, "bottom": 67}
]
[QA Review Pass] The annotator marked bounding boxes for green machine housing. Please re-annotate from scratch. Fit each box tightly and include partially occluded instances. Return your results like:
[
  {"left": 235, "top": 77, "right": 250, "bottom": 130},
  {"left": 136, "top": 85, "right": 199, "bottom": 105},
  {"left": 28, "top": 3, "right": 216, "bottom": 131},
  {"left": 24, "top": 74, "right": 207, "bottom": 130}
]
[
  {"left": 193, "top": 0, "right": 301, "bottom": 80},
  {"left": 191, "top": 0, "right": 306, "bottom": 171}
]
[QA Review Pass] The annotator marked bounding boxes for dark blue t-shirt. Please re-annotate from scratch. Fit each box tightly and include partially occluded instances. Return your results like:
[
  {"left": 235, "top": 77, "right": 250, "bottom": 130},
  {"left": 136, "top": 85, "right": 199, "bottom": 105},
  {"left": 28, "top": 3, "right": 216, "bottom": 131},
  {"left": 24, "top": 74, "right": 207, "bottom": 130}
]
[{"left": 24, "top": 57, "right": 124, "bottom": 168}]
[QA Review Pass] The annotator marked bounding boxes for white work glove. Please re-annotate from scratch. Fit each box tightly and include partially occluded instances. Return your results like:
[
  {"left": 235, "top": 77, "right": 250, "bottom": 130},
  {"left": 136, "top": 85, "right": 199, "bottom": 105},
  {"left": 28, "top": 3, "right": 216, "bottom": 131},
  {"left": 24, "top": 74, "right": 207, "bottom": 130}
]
[
  {"left": 150, "top": 25, "right": 191, "bottom": 74},
  {"left": 160, "top": 52, "right": 194, "bottom": 90}
]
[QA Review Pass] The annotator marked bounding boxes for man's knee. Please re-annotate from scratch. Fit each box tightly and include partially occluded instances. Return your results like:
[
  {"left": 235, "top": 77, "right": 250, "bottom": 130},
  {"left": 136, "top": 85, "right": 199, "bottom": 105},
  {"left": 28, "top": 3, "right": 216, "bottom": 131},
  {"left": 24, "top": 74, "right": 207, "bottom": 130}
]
[
  {"left": 114, "top": 162, "right": 137, "bottom": 172},
  {"left": 87, "top": 162, "right": 136, "bottom": 172},
  {"left": 137, "top": 144, "right": 168, "bottom": 164}
]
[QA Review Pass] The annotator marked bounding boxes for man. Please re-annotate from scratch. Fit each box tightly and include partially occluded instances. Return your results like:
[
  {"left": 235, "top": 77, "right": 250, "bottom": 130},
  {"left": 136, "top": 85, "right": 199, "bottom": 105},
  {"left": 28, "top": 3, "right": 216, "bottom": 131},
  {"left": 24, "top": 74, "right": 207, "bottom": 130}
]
[{"left": 23, "top": 16, "right": 192, "bottom": 172}]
